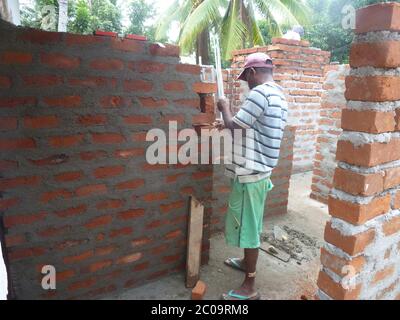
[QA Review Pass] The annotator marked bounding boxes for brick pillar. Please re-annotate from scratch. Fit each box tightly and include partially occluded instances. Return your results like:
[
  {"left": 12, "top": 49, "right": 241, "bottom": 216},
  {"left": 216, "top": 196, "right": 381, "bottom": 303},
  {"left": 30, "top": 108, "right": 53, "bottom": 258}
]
[{"left": 317, "top": 3, "right": 400, "bottom": 300}]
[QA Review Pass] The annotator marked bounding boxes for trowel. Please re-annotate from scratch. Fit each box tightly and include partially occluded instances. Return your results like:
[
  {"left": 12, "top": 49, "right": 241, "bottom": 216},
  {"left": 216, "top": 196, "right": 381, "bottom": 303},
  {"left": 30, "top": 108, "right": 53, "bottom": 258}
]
[{"left": 259, "top": 244, "right": 291, "bottom": 262}]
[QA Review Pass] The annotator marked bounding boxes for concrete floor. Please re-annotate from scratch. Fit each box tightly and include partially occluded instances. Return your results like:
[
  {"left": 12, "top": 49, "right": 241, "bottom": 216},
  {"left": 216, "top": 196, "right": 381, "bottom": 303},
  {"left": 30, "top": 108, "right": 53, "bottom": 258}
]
[{"left": 108, "top": 171, "right": 330, "bottom": 300}]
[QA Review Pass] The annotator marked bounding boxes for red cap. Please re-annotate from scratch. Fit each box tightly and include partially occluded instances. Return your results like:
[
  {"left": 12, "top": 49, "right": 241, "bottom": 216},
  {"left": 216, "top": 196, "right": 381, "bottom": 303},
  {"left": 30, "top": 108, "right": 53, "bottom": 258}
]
[{"left": 237, "top": 52, "right": 273, "bottom": 81}]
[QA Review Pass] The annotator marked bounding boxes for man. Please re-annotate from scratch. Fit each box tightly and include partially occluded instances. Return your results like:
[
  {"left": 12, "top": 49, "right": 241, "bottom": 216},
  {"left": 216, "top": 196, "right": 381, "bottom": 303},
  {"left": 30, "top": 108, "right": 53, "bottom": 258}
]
[
  {"left": 283, "top": 25, "right": 305, "bottom": 41},
  {"left": 216, "top": 52, "right": 288, "bottom": 300}
]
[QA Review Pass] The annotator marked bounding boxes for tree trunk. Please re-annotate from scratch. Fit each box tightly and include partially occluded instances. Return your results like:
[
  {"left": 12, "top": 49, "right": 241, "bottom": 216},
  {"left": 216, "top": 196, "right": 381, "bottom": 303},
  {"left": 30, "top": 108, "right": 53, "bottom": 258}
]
[
  {"left": 197, "top": 28, "right": 210, "bottom": 65},
  {"left": 58, "top": 0, "right": 68, "bottom": 32}
]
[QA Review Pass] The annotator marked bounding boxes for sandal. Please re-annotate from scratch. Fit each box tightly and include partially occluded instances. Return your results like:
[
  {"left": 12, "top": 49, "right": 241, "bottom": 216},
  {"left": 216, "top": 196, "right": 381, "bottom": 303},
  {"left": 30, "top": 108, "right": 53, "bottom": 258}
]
[
  {"left": 224, "top": 258, "right": 246, "bottom": 272},
  {"left": 221, "top": 290, "right": 261, "bottom": 300}
]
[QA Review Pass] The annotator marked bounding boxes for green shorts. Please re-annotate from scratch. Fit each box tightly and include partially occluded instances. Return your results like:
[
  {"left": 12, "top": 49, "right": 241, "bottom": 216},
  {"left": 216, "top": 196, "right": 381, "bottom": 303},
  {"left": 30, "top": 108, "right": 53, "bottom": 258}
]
[{"left": 225, "top": 177, "right": 274, "bottom": 249}]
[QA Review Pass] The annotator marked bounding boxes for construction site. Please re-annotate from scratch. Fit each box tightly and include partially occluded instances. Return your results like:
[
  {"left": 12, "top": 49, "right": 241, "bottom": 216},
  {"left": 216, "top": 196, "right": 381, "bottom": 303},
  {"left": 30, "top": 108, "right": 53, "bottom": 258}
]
[{"left": 1, "top": 0, "right": 400, "bottom": 301}]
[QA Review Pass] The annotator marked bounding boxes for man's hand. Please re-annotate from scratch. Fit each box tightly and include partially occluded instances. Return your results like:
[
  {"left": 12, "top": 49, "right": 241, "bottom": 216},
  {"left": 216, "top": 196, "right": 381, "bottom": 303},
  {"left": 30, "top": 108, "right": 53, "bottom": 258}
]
[
  {"left": 217, "top": 98, "right": 229, "bottom": 112},
  {"left": 212, "top": 119, "right": 225, "bottom": 131}
]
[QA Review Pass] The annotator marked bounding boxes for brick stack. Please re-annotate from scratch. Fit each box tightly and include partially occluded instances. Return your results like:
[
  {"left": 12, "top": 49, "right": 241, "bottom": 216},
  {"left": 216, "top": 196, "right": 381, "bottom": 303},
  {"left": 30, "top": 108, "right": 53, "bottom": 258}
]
[
  {"left": 311, "top": 64, "right": 349, "bottom": 204},
  {"left": 0, "top": 20, "right": 216, "bottom": 299},
  {"left": 317, "top": 2, "right": 400, "bottom": 300},
  {"left": 228, "top": 39, "right": 330, "bottom": 173}
]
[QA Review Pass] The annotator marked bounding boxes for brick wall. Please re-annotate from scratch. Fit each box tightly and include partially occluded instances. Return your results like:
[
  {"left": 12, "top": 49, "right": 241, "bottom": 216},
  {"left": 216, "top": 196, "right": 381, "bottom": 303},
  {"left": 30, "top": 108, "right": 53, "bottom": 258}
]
[
  {"left": 226, "top": 39, "right": 330, "bottom": 173},
  {"left": 310, "top": 64, "right": 349, "bottom": 204},
  {"left": 0, "top": 20, "right": 217, "bottom": 299},
  {"left": 317, "top": 2, "right": 400, "bottom": 300}
]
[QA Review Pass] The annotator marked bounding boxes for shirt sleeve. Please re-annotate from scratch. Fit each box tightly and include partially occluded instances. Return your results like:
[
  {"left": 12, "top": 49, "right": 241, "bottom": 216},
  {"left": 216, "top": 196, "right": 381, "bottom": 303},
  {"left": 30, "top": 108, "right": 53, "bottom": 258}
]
[{"left": 232, "top": 89, "right": 266, "bottom": 129}]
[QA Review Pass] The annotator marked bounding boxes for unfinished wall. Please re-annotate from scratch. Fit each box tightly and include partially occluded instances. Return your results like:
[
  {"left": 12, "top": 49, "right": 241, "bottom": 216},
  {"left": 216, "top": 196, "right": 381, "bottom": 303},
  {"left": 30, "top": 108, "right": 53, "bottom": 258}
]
[
  {"left": 0, "top": 20, "right": 216, "bottom": 299},
  {"left": 310, "top": 64, "right": 349, "bottom": 204},
  {"left": 317, "top": 2, "right": 400, "bottom": 300},
  {"left": 227, "top": 39, "right": 330, "bottom": 173}
]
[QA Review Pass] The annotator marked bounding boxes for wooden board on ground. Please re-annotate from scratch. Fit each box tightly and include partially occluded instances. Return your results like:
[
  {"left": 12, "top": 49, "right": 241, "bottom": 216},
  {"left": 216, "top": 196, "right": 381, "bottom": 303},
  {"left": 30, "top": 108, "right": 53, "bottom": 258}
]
[{"left": 186, "top": 196, "right": 204, "bottom": 288}]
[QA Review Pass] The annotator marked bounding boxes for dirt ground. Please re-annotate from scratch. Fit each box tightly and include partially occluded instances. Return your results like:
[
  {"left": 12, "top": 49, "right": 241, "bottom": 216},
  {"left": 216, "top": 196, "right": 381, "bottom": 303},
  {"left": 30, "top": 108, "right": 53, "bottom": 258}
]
[{"left": 108, "top": 171, "right": 330, "bottom": 300}]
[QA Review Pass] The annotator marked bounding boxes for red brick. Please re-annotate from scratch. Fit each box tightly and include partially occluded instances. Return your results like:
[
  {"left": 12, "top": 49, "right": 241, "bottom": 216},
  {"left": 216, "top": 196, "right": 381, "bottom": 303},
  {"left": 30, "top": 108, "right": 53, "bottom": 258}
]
[
  {"left": 355, "top": 2, "right": 400, "bottom": 33},
  {"left": 48, "top": 134, "right": 84, "bottom": 148},
  {"left": 41, "top": 53, "right": 80, "bottom": 69},
  {"left": 165, "top": 230, "right": 182, "bottom": 240},
  {"left": 160, "top": 200, "right": 185, "bottom": 214},
  {"left": 5, "top": 234, "right": 26, "bottom": 247},
  {"left": 117, "top": 209, "right": 145, "bottom": 220},
  {"left": 0, "top": 176, "right": 41, "bottom": 190},
  {"left": 65, "top": 34, "right": 106, "bottom": 45},
  {"left": 192, "top": 171, "right": 212, "bottom": 180},
  {"left": 134, "top": 61, "right": 167, "bottom": 73},
  {"left": 24, "top": 115, "right": 59, "bottom": 129},
  {"left": 68, "top": 77, "right": 116, "bottom": 88},
  {"left": 333, "top": 167, "right": 384, "bottom": 196},
  {"left": 95, "top": 245, "right": 116, "bottom": 256},
  {"left": 372, "top": 265, "right": 395, "bottom": 284},
  {"left": 94, "top": 165, "right": 124, "bottom": 178},
  {"left": 116, "top": 179, "right": 145, "bottom": 190},
  {"left": 68, "top": 278, "right": 96, "bottom": 291},
  {"left": 149, "top": 43, "right": 179, "bottom": 57},
  {"left": 0, "top": 97, "right": 36, "bottom": 109},
  {"left": 1, "top": 51, "right": 32, "bottom": 64},
  {"left": 55, "top": 171, "right": 83, "bottom": 182},
  {"left": 124, "top": 79, "right": 153, "bottom": 92},
  {"left": 0, "top": 117, "right": 17, "bottom": 130},
  {"left": 176, "top": 64, "right": 201, "bottom": 74},
  {"left": 110, "top": 227, "right": 133, "bottom": 238},
  {"left": 57, "top": 270, "right": 75, "bottom": 282},
  {"left": 131, "top": 237, "right": 152, "bottom": 247},
  {"left": 0, "top": 160, "right": 18, "bottom": 171},
  {"left": 192, "top": 280, "right": 207, "bottom": 300},
  {"left": 96, "top": 199, "right": 124, "bottom": 210},
  {"left": 18, "top": 29, "right": 61, "bottom": 44},
  {"left": 192, "top": 82, "right": 217, "bottom": 94},
  {"left": 324, "top": 222, "right": 375, "bottom": 255},
  {"left": 138, "top": 97, "right": 168, "bottom": 108},
  {"left": 76, "top": 184, "right": 107, "bottom": 197},
  {"left": 0, "top": 198, "right": 18, "bottom": 210},
  {"left": 22, "top": 74, "right": 63, "bottom": 87},
  {"left": 88, "top": 260, "right": 113, "bottom": 273},
  {"left": 328, "top": 195, "right": 390, "bottom": 225},
  {"left": 192, "top": 113, "right": 215, "bottom": 124},
  {"left": 80, "top": 150, "right": 107, "bottom": 161},
  {"left": 143, "top": 192, "right": 168, "bottom": 202},
  {"left": 37, "top": 225, "right": 70, "bottom": 238},
  {"left": 55, "top": 205, "right": 87, "bottom": 218},
  {"left": 382, "top": 215, "right": 400, "bottom": 236},
  {"left": 384, "top": 167, "right": 400, "bottom": 189},
  {"left": 43, "top": 95, "right": 81, "bottom": 107},
  {"left": 125, "top": 34, "right": 147, "bottom": 41},
  {"left": 111, "top": 38, "right": 145, "bottom": 53},
  {"left": 174, "top": 99, "right": 199, "bottom": 109},
  {"left": 116, "top": 252, "right": 142, "bottom": 264},
  {"left": 0, "top": 75, "right": 11, "bottom": 88},
  {"left": 345, "top": 76, "right": 400, "bottom": 102},
  {"left": 100, "top": 96, "right": 125, "bottom": 108},
  {"left": 77, "top": 114, "right": 106, "bottom": 127},
  {"left": 85, "top": 215, "right": 112, "bottom": 229},
  {"left": 0, "top": 138, "right": 36, "bottom": 150},
  {"left": 4, "top": 211, "right": 46, "bottom": 228},
  {"left": 90, "top": 58, "right": 123, "bottom": 70},
  {"left": 92, "top": 133, "right": 124, "bottom": 144},
  {"left": 133, "top": 261, "right": 149, "bottom": 272},
  {"left": 114, "top": 148, "right": 145, "bottom": 158},
  {"left": 336, "top": 139, "right": 400, "bottom": 167},
  {"left": 40, "top": 189, "right": 72, "bottom": 203},
  {"left": 350, "top": 42, "right": 400, "bottom": 68},
  {"left": 317, "top": 270, "right": 362, "bottom": 300},
  {"left": 8, "top": 247, "right": 46, "bottom": 261},
  {"left": 341, "top": 109, "right": 395, "bottom": 133},
  {"left": 95, "top": 30, "right": 118, "bottom": 37},
  {"left": 123, "top": 115, "right": 152, "bottom": 125},
  {"left": 164, "top": 81, "right": 185, "bottom": 91}
]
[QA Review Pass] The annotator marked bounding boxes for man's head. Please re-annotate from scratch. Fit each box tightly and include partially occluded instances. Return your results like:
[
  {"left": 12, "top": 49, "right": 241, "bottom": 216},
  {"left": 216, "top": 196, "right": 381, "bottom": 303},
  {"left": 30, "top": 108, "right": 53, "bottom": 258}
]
[{"left": 237, "top": 52, "right": 274, "bottom": 89}]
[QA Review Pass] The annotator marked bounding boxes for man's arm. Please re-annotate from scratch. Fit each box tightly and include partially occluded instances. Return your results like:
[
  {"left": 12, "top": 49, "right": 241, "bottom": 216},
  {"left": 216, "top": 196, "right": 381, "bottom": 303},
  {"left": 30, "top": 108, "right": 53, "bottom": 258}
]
[{"left": 217, "top": 98, "right": 245, "bottom": 132}]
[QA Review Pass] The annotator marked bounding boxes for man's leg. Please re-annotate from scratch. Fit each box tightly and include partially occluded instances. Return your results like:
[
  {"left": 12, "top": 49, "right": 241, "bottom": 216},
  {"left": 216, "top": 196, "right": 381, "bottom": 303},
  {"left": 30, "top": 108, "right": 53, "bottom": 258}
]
[{"left": 242, "top": 248, "right": 258, "bottom": 291}]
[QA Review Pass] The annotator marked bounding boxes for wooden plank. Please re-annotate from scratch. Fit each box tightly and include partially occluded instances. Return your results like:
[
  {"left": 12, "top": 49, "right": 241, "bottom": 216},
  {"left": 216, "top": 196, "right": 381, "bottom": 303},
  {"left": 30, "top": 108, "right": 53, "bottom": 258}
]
[{"left": 185, "top": 196, "right": 204, "bottom": 288}]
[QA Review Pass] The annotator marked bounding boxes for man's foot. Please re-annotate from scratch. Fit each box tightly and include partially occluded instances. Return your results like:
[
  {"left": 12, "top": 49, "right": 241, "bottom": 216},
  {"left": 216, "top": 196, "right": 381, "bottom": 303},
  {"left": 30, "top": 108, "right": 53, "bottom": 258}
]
[{"left": 224, "top": 258, "right": 246, "bottom": 272}]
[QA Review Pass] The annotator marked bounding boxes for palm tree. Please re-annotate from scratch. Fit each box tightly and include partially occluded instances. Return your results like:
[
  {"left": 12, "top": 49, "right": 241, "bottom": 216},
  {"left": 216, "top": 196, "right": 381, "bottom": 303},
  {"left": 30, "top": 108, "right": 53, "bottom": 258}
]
[{"left": 155, "top": 0, "right": 310, "bottom": 63}]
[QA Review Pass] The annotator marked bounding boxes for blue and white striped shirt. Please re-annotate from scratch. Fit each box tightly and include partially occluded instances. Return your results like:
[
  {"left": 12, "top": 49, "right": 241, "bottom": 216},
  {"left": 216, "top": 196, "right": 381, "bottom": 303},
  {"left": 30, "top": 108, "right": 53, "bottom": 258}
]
[{"left": 225, "top": 81, "right": 288, "bottom": 183}]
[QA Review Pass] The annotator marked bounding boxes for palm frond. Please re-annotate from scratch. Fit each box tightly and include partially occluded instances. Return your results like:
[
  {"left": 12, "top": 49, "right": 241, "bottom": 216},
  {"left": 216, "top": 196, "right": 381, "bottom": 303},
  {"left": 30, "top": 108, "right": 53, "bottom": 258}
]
[
  {"left": 155, "top": 0, "right": 185, "bottom": 41},
  {"left": 254, "top": 0, "right": 300, "bottom": 29},
  {"left": 244, "top": 0, "right": 264, "bottom": 46}
]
